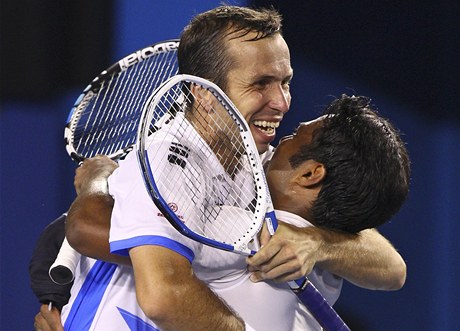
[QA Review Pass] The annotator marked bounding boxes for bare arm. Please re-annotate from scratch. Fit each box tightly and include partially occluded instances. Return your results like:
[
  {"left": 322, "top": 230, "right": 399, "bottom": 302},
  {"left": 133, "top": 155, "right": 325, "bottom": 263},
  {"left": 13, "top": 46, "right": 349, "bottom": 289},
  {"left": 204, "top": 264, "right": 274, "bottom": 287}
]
[
  {"left": 130, "top": 245, "right": 246, "bottom": 331},
  {"left": 66, "top": 156, "right": 130, "bottom": 265},
  {"left": 247, "top": 222, "right": 406, "bottom": 291},
  {"left": 314, "top": 227, "right": 406, "bottom": 290},
  {"left": 67, "top": 156, "right": 252, "bottom": 330}
]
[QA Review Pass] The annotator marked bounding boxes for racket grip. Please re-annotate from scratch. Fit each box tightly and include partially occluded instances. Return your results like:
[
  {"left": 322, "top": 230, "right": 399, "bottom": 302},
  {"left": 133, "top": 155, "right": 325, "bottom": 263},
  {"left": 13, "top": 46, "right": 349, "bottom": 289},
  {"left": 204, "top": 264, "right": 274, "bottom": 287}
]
[
  {"left": 266, "top": 211, "right": 349, "bottom": 329},
  {"left": 49, "top": 237, "right": 81, "bottom": 285},
  {"left": 291, "top": 279, "right": 350, "bottom": 331}
]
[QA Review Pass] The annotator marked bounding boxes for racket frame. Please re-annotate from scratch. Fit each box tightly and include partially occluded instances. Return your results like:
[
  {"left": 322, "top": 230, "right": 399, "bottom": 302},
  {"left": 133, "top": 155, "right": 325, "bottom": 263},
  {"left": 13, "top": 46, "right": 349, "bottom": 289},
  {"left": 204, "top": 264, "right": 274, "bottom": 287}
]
[
  {"left": 136, "top": 74, "right": 350, "bottom": 331},
  {"left": 65, "top": 39, "right": 180, "bottom": 163},
  {"left": 136, "top": 74, "right": 269, "bottom": 255},
  {"left": 49, "top": 39, "right": 180, "bottom": 285}
]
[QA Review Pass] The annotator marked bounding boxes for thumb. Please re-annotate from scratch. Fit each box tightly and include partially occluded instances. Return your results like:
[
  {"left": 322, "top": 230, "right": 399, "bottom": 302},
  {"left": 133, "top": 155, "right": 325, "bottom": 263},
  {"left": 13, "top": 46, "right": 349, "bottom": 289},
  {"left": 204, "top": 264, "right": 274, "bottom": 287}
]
[{"left": 259, "top": 223, "right": 272, "bottom": 247}]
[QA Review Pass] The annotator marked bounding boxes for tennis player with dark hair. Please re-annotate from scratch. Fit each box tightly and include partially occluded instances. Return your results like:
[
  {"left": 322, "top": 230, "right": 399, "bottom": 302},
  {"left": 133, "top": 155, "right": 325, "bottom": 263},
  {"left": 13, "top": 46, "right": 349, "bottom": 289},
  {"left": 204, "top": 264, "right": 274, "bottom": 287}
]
[
  {"left": 32, "top": 5, "right": 407, "bottom": 331},
  {"left": 33, "top": 94, "right": 410, "bottom": 330},
  {"left": 268, "top": 95, "right": 410, "bottom": 234},
  {"left": 206, "top": 93, "right": 411, "bottom": 327},
  {"left": 62, "top": 4, "right": 406, "bottom": 293}
]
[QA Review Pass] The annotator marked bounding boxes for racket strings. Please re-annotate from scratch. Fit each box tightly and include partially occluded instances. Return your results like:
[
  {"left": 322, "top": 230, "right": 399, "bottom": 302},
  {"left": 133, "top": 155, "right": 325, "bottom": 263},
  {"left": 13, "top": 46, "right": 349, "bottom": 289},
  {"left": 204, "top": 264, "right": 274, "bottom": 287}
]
[
  {"left": 72, "top": 49, "right": 179, "bottom": 160},
  {"left": 123, "top": 54, "right": 168, "bottom": 137},
  {"left": 75, "top": 69, "right": 141, "bottom": 155},
  {"left": 97, "top": 59, "right": 152, "bottom": 148},
  {"left": 143, "top": 79, "right": 262, "bottom": 246},
  {"left": 99, "top": 54, "right": 175, "bottom": 153}
]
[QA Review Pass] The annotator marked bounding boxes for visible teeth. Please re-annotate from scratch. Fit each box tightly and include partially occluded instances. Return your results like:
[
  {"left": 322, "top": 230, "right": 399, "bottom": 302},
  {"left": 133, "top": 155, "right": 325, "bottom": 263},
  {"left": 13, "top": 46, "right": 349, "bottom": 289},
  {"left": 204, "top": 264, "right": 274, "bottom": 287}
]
[{"left": 253, "top": 120, "right": 280, "bottom": 129}]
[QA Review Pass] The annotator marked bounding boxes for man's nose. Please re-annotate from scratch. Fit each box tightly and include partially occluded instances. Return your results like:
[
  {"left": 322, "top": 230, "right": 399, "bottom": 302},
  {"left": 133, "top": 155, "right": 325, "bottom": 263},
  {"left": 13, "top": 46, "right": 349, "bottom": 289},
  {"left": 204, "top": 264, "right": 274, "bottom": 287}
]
[{"left": 269, "top": 84, "right": 290, "bottom": 114}]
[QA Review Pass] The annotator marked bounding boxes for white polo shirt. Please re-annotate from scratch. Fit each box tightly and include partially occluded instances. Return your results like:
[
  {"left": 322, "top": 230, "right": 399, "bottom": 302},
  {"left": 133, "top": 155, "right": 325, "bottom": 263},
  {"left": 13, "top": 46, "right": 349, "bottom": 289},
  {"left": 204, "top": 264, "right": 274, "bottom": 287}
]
[{"left": 61, "top": 112, "right": 342, "bottom": 330}]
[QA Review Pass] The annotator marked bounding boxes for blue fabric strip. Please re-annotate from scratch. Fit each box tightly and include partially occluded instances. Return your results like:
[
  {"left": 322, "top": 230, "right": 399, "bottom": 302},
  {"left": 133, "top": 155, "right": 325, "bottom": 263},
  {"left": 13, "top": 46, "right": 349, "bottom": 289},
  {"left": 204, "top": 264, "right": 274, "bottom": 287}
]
[
  {"left": 118, "top": 307, "right": 160, "bottom": 331},
  {"left": 110, "top": 235, "right": 195, "bottom": 262},
  {"left": 64, "top": 261, "right": 117, "bottom": 331}
]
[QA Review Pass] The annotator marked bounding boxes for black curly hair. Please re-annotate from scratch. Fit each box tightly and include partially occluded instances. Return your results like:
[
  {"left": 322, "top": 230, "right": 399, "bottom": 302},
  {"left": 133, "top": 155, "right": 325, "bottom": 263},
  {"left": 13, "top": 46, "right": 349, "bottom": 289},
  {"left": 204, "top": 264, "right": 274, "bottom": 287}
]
[{"left": 290, "top": 95, "right": 411, "bottom": 233}]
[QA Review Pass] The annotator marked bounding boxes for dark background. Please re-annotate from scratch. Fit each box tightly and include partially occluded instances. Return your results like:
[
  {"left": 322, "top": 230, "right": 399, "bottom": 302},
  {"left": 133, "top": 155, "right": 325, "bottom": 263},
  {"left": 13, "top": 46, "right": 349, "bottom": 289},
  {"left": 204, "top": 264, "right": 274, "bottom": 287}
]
[{"left": 1, "top": 0, "right": 459, "bottom": 330}]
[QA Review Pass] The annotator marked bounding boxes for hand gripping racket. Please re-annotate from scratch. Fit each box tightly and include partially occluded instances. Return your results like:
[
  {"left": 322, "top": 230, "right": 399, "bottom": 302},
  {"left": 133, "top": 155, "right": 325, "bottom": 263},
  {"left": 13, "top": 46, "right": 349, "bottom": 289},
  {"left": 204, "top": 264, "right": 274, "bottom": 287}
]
[
  {"left": 48, "top": 39, "right": 180, "bottom": 285},
  {"left": 136, "top": 74, "right": 350, "bottom": 331}
]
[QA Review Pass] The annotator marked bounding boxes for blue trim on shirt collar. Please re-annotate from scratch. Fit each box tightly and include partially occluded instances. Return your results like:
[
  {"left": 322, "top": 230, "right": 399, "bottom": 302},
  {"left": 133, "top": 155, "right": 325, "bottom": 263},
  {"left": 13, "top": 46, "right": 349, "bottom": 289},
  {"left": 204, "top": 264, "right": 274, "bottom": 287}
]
[{"left": 110, "top": 235, "right": 195, "bottom": 262}]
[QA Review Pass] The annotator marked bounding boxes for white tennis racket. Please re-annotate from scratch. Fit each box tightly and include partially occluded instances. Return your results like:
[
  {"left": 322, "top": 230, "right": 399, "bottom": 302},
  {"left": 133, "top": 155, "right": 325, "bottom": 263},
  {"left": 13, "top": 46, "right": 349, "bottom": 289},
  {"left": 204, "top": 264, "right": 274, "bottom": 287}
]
[
  {"left": 136, "top": 74, "right": 350, "bottom": 331},
  {"left": 49, "top": 39, "right": 180, "bottom": 285}
]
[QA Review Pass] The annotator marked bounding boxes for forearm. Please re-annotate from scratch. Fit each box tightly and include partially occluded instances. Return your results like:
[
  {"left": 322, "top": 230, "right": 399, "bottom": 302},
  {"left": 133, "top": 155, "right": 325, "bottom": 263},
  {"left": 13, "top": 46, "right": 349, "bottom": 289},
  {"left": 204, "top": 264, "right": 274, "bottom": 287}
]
[
  {"left": 315, "top": 228, "right": 406, "bottom": 290},
  {"left": 66, "top": 193, "right": 130, "bottom": 266},
  {"left": 66, "top": 155, "right": 127, "bottom": 264},
  {"left": 131, "top": 245, "right": 246, "bottom": 331},
  {"left": 150, "top": 275, "right": 245, "bottom": 331}
]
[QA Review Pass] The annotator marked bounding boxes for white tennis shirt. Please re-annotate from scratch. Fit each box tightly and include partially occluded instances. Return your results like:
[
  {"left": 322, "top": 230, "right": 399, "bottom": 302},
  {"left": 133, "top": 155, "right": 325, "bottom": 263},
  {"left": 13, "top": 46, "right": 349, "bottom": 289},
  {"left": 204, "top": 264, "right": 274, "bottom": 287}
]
[{"left": 61, "top": 113, "right": 342, "bottom": 330}]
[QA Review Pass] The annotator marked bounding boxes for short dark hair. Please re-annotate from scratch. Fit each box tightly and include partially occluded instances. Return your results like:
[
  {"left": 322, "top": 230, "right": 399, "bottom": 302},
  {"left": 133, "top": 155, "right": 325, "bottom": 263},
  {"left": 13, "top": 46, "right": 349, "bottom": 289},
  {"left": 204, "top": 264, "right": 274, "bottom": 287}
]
[
  {"left": 290, "top": 95, "right": 411, "bottom": 233},
  {"left": 177, "top": 5, "right": 282, "bottom": 91}
]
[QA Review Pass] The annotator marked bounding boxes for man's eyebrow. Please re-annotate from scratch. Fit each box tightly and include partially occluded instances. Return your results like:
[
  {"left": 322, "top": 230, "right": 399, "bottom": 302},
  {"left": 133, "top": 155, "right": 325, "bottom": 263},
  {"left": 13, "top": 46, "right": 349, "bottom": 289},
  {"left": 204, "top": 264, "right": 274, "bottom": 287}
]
[
  {"left": 252, "top": 71, "right": 293, "bottom": 83},
  {"left": 252, "top": 74, "right": 276, "bottom": 82},
  {"left": 249, "top": 76, "right": 290, "bottom": 87}
]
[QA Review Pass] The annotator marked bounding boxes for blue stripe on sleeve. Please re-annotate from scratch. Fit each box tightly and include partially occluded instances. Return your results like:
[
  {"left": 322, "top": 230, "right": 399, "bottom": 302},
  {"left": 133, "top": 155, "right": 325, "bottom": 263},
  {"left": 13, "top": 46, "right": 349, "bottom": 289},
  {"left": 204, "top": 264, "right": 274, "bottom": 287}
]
[
  {"left": 64, "top": 261, "right": 117, "bottom": 331},
  {"left": 110, "top": 235, "right": 195, "bottom": 262},
  {"left": 117, "top": 307, "right": 160, "bottom": 331}
]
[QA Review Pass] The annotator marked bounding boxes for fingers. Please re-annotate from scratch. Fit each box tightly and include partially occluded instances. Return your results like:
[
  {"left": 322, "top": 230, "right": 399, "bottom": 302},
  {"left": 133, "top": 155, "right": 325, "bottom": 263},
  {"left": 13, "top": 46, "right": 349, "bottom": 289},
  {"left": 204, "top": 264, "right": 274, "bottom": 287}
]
[
  {"left": 247, "top": 243, "right": 301, "bottom": 283},
  {"left": 258, "top": 223, "right": 271, "bottom": 247},
  {"left": 249, "top": 265, "right": 305, "bottom": 283},
  {"left": 246, "top": 238, "right": 281, "bottom": 268},
  {"left": 34, "top": 304, "right": 63, "bottom": 331},
  {"left": 34, "top": 311, "right": 47, "bottom": 331},
  {"left": 78, "top": 155, "right": 117, "bottom": 171},
  {"left": 247, "top": 224, "right": 297, "bottom": 270},
  {"left": 247, "top": 223, "right": 317, "bottom": 283},
  {"left": 74, "top": 155, "right": 118, "bottom": 195}
]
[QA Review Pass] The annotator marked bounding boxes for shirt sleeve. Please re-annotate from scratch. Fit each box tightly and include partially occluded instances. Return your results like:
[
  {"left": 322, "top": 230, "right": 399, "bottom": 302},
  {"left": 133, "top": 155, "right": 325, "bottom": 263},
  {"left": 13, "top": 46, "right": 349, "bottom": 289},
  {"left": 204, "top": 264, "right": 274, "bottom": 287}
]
[
  {"left": 307, "top": 267, "right": 343, "bottom": 305},
  {"left": 108, "top": 149, "right": 201, "bottom": 263}
]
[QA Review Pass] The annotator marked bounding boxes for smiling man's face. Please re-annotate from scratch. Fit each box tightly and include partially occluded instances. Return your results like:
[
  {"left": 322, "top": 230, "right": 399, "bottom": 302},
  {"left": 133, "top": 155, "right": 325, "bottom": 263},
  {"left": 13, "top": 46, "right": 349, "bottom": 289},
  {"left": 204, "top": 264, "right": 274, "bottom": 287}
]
[{"left": 224, "top": 32, "right": 293, "bottom": 154}]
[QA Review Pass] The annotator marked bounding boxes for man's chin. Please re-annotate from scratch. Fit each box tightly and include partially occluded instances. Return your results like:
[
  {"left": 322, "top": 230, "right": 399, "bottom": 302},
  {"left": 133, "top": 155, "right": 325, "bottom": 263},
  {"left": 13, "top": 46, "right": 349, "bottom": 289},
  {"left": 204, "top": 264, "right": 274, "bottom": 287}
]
[
  {"left": 256, "top": 144, "right": 270, "bottom": 155},
  {"left": 250, "top": 127, "right": 276, "bottom": 155}
]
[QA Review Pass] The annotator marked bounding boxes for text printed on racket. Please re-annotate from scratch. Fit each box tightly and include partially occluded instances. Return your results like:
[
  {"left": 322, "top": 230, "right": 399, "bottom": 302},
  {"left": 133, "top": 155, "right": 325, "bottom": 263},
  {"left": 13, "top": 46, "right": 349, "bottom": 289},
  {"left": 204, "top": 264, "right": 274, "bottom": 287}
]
[{"left": 119, "top": 41, "right": 179, "bottom": 71}]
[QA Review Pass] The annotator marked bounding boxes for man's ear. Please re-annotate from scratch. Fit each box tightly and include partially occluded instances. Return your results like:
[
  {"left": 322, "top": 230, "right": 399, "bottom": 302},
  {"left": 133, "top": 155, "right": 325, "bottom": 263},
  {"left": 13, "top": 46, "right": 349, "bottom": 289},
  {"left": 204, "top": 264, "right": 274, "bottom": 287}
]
[
  {"left": 190, "top": 83, "right": 214, "bottom": 112},
  {"left": 295, "top": 160, "right": 326, "bottom": 188}
]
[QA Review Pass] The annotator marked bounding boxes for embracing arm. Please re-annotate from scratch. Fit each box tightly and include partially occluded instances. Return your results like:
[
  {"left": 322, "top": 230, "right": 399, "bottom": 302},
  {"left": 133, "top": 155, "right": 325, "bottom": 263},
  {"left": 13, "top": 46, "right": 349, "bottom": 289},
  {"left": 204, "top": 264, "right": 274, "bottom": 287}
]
[
  {"left": 312, "top": 227, "right": 406, "bottom": 290},
  {"left": 66, "top": 193, "right": 130, "bottom": 265},
  {"left": 66, "top": 156, "right": 130, "bottom": 265},
  {"left": 130, "top": 245, "right": 247, "bottom": 331},
  {"left": 247, "top": 223, "right": 406, "bottom": 291}
]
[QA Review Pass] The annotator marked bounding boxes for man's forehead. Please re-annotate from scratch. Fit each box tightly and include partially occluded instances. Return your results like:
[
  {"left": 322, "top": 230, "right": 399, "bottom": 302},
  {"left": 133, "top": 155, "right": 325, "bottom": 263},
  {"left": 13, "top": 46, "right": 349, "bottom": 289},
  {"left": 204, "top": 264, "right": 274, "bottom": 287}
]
[
  {"left": 226, "top": 34, "right": 292, "bottom": 78},
  {"left": 226, "top": 31, "right": 288, "bottom": 55}
]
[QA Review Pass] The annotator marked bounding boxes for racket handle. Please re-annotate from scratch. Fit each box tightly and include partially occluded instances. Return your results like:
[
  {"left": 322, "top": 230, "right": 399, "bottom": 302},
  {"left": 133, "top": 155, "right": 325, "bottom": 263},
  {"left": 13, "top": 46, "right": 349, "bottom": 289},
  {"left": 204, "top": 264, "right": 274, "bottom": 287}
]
[
  {"left": 290, "top": 279, "right": 350, "bottom": 331},
  {"left": 266, "top": 210, "right": 349, "bottom": 330},
  {"left": 49, "top": 237, "right": 81, "bottom": 285}
]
